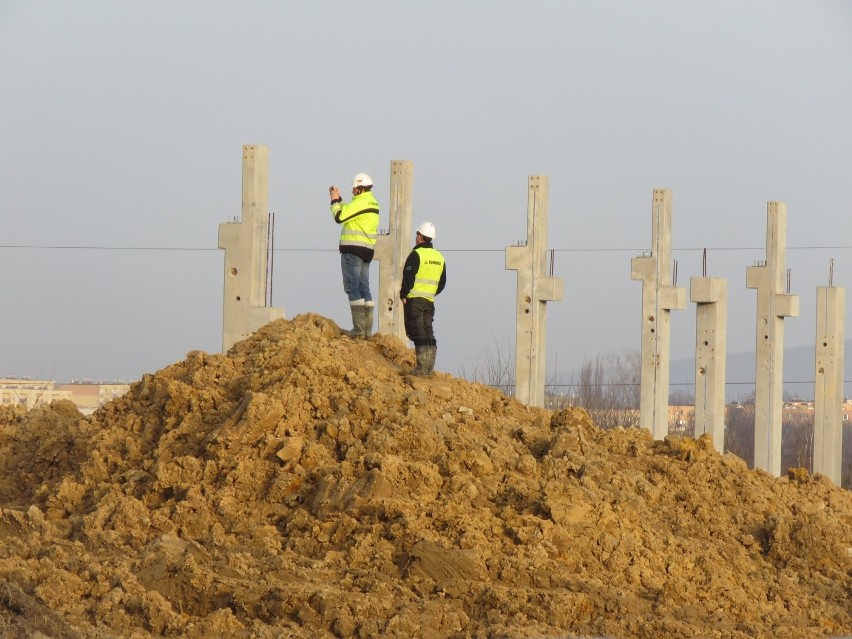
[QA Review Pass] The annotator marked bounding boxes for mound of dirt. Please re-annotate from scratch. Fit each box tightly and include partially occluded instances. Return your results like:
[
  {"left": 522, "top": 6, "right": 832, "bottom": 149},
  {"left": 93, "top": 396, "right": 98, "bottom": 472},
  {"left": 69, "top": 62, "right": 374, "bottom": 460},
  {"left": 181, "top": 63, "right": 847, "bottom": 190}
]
[{"left": 0, "top": 313, "right": 849, "bottom": 639}]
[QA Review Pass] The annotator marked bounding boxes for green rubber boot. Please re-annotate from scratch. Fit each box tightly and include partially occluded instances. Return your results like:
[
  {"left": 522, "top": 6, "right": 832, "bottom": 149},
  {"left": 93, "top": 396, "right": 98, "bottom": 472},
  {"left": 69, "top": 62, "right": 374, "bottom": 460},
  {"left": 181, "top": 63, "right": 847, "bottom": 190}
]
[
  {"left": 346, "top": 302, "right": 367, "bottom": 339},
  {"left": 411, "top": 346, "right": 429, "bottom": 376},
  {"left": 364, "top": 302, "right": 374, "bottom": 339},
  {"left": 424, "top": 345, "right": 437, "bottom": 376}
]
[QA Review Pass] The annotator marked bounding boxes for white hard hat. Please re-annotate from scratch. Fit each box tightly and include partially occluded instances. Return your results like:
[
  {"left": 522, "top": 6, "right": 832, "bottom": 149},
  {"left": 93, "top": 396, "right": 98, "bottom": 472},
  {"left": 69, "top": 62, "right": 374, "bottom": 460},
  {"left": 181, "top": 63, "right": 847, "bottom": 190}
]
[
  {"left": 417, "top": 221, "right": 436, "bottom": 240},
  {"left": 352, "top": 173, "right": 373, "bottom": 187}
]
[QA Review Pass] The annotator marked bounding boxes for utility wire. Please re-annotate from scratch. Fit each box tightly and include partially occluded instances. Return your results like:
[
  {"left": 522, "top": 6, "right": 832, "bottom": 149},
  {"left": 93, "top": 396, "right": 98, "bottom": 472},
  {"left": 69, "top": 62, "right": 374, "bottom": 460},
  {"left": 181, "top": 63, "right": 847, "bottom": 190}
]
[
  {"left": 544, "top": 380, "right": 851, "bottom": 388},
  {"left": 4, "top": 244, "right": 852, "bottom": 253},
  {"left": 4, "top": 245, "right": 849, "bottom": 388},
  {"left": 0, "top": 245, "right": 217, "bottom": 251}
]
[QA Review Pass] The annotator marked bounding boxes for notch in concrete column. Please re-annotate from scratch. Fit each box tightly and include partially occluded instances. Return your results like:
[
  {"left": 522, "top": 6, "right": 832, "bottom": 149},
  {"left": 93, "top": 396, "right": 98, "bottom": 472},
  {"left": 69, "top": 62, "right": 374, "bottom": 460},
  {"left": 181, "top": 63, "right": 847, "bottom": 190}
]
[
  {"left": 690, "top": 250, "right": 727, "bottom": 453},
  {"left": 631, "top": 189, "right": 686, "bottom": 439},
  {"left": 374, "top": 160, "right": 413, "bottom": 342},
  {"left": 813, "top": 260, "right": 844, "bottom": 485},
  {"left": 505, "top": 175, "right": 563, "bottom": 408},
  {"left": 218, "top": 145, "right": 285, "bottom": 352},
  {"left": 745, "top": 201, "right": 799, "bottom": 475}
]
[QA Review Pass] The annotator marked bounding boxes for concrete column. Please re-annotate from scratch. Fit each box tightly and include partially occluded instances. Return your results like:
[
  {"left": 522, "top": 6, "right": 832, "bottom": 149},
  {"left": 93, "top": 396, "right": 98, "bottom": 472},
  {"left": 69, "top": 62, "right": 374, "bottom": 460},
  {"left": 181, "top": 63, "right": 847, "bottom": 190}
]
[
  {"left": 505, "top": 176, "right": 563, "bottom": 408},
  {"left": 813, "top": 284, "right": 844, "bottom": 485},
  {"left": 631, "top": 189, "right": 686, "bottom": 439},
  {"left": 746, "top": 202, "right": 799, "bottom": 475},
  {"left": 374, "top": 160, "right": 413, "bottom": 342},
  {"left": 690, "top": 275, "right": 727, "bottom": 452},
  {"left": 218, "top": 145, "right": 285, "bottom": 352}
]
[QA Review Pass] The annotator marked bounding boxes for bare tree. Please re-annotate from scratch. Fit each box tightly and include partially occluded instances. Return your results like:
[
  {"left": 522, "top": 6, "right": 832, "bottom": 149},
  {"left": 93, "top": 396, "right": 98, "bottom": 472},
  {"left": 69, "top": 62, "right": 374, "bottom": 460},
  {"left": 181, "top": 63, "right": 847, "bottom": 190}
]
[
  {"left": 725, "top": 403, "right": 755, "bottom": 468},
  {"left": 561, "top": 350, "right": 641, "bottom": 429},
  {"left": 782, "top": 418, "right": 814, "bottom": 474},
  {"left": 456, "top": 334, "right": 515, "bottom": 395},
  {"left": 669, "top": 388, "right": 695, "bottom": 407}
]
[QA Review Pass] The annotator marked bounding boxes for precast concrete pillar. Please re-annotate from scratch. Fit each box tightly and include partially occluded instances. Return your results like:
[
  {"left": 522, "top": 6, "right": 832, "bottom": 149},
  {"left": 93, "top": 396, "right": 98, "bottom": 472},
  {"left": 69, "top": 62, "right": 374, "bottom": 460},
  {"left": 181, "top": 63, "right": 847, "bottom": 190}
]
[
  {"left": 374, "top": 160, "right": 413, "bottom": 342},
  {"left": 690, "top": 275, "right": 727, "bottom": 452},
  {"left": 218, "top": 145, "right": 285, "bottom": 352},
  {"left": 505, "top": 175, "right": 563, "bottom": 407},
  {"left": 631, "top": 189, "right": 686, "bottom": 439},
  {"left": 746, "top": 202, "right": 799, "bottom": 476},
  {"left": 813, "top": 284, "right": 845, "bottom": 485}
]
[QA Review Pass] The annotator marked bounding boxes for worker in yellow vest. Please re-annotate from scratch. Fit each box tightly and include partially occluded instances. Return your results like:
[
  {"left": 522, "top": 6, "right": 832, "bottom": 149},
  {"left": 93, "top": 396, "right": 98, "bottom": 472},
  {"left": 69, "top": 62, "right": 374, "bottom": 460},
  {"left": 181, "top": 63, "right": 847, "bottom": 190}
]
[
  {"left": 329, "top": 173, "right": 380, "bottom": 338},
  {"left": 400, "top": 222, "right": 447, "bottom": 376}
]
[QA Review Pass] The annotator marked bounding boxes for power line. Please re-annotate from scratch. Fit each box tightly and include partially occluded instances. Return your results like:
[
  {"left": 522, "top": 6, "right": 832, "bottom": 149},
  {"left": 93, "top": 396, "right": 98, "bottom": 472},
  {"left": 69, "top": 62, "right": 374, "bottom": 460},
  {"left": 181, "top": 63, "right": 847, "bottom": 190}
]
[
  {"left": 0, "top": 245, "right": 218, "bottom": 251},
  {"left": 4, "top": 244, "right": 852, "bottom": 253},
  {"left": 544, "top": 380, "right": 847, "bottom": 388}
]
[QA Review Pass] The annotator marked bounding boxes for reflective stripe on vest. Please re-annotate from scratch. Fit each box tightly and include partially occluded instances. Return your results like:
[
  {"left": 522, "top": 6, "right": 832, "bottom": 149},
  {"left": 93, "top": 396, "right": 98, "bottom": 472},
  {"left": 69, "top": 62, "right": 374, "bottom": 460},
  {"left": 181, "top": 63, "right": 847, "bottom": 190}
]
[
  {"left": 407, "top": 247, "right": 445, "bottom": 301},
  {"left": 333, "top": 191, "right": 379, "bottom": 250},
  {"left": 340, "top": 225, "right": 378, "bottom": 250}
]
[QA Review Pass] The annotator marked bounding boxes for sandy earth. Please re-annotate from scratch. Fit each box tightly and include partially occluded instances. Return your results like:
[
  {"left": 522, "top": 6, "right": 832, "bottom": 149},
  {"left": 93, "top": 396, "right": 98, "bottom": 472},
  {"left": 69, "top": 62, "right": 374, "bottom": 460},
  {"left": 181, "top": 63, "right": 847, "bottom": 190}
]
[{"left": 0, "top": 313, "right": 849, "bottom": 639}]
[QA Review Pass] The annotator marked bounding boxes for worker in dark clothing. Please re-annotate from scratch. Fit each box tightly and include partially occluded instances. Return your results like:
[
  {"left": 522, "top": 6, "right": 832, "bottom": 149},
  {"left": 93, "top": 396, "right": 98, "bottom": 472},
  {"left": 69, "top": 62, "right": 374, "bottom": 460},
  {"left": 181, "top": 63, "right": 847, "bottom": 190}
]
[{"left": 400, "top": 221, "right": 447, "bottom": 376}]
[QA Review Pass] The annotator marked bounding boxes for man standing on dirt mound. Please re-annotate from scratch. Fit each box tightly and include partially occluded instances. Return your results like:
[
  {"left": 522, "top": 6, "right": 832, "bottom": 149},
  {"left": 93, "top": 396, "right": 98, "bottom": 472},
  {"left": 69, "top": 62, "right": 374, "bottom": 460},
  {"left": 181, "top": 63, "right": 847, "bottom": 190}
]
[
  {"left": 400, "top": 221, "right": 447, "bottom": 376},
  {"left": 329, "top": 173, "right": 380, "bottom": 338}
]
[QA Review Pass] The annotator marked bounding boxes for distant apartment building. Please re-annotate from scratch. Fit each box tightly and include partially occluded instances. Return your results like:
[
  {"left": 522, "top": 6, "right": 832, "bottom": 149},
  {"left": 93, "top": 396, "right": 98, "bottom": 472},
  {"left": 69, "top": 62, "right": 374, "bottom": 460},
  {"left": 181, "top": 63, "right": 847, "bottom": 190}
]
[
  {"left": 0, "top": 378, "right": 72, "bottom": 409},
  {"left": 668, "top": 399, "right": 852, "bottom": 433},
  {"left": 55, "top": 382, "right": 131, "bottom": 415},
  {"left": 0, "top": 378, "right": 130, "bottom": 415}
]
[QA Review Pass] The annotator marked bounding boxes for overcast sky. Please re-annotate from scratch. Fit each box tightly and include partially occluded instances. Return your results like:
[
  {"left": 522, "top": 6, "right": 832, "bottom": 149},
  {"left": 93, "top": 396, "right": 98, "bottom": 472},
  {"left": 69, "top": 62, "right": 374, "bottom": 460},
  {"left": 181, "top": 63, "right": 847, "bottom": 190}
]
[{"left": 2, "top": 1, "right": 851, "bottom": 393}]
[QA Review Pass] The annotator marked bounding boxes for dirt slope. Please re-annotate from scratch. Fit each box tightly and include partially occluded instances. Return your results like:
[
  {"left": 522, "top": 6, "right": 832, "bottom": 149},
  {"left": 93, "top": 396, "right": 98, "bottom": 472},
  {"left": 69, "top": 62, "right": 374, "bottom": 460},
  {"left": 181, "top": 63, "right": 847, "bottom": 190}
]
[{"left": 0, "top": 314, "right": 849, "bottom": 639}]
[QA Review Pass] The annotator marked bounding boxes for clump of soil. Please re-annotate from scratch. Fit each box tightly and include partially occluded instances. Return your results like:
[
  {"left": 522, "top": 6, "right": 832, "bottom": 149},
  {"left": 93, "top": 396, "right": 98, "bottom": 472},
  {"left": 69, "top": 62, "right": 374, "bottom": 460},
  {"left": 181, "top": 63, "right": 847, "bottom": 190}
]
[{"left": 0, "top": 313, "right": 849, "bottom": 639}]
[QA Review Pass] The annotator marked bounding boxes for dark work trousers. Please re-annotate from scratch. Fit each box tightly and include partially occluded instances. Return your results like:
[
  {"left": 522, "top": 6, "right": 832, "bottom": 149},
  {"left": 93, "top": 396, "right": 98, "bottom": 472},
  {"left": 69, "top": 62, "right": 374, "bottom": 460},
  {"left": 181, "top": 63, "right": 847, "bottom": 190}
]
[{"left": 403, "top": 297, "right": 437, "bottom": 347}]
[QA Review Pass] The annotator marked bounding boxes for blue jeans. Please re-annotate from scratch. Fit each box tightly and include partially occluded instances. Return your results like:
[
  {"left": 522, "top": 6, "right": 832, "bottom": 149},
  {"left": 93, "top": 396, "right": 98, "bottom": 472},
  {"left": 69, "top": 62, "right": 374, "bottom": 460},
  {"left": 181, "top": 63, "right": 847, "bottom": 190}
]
[{"left": 341, "top": 253, "right": 372, "bottom": 302}]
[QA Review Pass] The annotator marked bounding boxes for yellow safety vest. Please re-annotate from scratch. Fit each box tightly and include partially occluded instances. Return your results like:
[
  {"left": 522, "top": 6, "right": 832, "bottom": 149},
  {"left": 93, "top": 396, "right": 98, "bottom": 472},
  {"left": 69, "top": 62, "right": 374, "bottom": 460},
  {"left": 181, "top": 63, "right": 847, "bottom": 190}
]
[
  {"left": 407, "top": 247, "right": 445, "bottom": 301},
  {"left": 331, "top": 191, "right": 379, "bottom": 252}
]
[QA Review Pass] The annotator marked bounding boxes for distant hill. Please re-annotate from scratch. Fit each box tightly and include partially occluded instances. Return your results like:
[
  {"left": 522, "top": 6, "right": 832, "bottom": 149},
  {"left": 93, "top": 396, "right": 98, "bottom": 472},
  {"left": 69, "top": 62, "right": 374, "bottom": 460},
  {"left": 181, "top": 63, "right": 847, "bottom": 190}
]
[{"left": 670, "top": 340, "right": 852, "bottom": 402}]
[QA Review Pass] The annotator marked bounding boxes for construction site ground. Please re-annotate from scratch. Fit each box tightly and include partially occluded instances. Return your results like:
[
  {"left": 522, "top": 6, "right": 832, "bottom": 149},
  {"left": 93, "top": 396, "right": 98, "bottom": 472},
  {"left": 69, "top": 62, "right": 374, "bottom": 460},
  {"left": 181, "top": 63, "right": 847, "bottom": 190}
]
[{"left": 0, "top": 314, "right": 849, "bottom": 639}]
